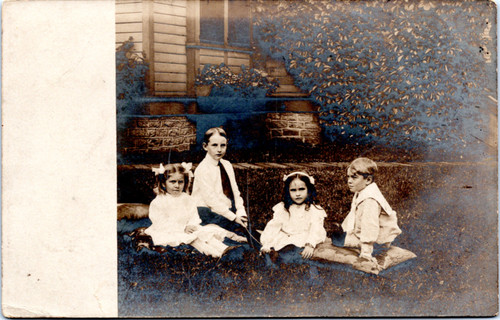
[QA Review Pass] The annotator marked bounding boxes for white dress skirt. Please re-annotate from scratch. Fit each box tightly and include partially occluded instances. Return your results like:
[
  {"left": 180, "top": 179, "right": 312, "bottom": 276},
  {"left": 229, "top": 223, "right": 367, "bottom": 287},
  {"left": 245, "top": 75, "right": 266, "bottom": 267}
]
[
  {"left": 145, "top": 193, "right": 222, "bottom": 247},
  {"left": 260, "top": 202, "right": 328, "bottom": 251},
  {"left": 144, "top": 193, "right": 232, "bottom": 247}
]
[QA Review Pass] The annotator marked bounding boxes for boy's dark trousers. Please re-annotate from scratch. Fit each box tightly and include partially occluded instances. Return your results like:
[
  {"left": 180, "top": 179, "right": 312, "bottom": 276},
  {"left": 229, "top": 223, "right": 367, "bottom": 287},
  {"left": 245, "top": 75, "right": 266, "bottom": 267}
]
[
  {"left": 197, "top": 207, "right": 261, "bottom": 250},
  {"left": 331, "top": 231, "right": 346, "bottom": 247}
]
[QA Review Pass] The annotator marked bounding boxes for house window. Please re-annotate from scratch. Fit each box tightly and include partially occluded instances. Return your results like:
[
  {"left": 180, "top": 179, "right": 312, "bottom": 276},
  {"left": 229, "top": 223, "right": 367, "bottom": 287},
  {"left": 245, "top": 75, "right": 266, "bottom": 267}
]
[{"left": 199, "top": 0, "right": 250, "bottom": 47}]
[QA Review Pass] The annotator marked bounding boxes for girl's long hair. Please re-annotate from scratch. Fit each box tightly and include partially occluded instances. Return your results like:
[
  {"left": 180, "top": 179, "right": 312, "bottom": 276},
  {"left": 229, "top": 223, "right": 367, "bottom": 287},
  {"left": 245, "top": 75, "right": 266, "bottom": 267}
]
[
  {"left": 156, "top": 163, "right": 191, "bottom": 195},
  {"left": 282, "top": 173, "right": 319, "bottom": 212}
]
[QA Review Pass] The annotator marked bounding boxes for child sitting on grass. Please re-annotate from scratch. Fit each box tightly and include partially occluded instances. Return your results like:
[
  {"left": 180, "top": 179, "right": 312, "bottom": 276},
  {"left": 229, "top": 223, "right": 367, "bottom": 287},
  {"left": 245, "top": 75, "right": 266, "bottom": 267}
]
[
  {"left": 143, "top": 163, "right": 244, "bottom": 258},
  {"left": 339, "top": 157, "right": 402, "bottom": 265},
  {"left": 260, "top": 171, "right": 328, "bottom": 264},
  {"left": 192, "top": 127, "right": 259, "bottom": 248}
]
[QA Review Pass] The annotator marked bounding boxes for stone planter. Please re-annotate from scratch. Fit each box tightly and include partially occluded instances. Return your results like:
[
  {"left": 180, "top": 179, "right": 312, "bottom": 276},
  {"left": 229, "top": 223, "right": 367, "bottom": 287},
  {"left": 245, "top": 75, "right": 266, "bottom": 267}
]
[
  {"left": 121, "top": 116, "right": 197, "bottom": 154},
  {"left": 266, "top": 112, "right": 322, "bottom": 145}
]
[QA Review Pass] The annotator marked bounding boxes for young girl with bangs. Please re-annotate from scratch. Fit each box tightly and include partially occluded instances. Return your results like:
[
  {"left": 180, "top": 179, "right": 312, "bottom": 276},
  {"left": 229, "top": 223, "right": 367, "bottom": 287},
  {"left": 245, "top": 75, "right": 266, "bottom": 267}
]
[
  {"left": 260, "top": 171, "right": 328, "bottom": 263},
  {"left": 143, "top": 162, "right": 244, "bottom": 258}
]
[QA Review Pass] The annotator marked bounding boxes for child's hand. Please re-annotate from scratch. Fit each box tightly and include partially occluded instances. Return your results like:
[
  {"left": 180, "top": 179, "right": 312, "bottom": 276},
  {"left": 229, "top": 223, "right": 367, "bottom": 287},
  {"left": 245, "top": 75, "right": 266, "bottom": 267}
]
[
  {"left": 260, "top": 247, "right": 271, "bottom": 253},
  {"left": 185, "top": 225, "right": 198, "bottom": 233},
  {"left": 235, "top": 215, "right": 248, "bottom": 228},
  {"left": 301, "top": 245, "right": 314, "bottom": 259}
]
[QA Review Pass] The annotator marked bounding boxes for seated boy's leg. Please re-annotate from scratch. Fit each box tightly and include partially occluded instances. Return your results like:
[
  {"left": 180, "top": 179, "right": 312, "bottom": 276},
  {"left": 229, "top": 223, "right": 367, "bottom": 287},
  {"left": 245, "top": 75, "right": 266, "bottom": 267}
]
[
  {"left": 331, "top": 231, "right": 346, "bottom": 247},
  {"left": 360, "top": 242, "right": 375, "bottom": 260},
  {"left": 197, "top": 207, "right": 236, "bottom": 230},
  {"left": 197, "top": 207, "right": 262, "bottom": 250}
]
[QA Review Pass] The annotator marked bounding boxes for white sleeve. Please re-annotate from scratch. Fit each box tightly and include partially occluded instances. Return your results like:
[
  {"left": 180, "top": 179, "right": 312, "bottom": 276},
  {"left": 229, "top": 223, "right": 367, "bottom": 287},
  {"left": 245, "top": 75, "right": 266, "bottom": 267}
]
[
  {"left": 147, "top": 197, "right": 162, "bottom": 225},
  {"left": 260, "top": 203, "right": 285, "bottom": 249},
  {"left": 358, "top": 199, "right": 381, "bottom": 244},
  {"left": 193, "top": 164, "right": 237, "bottom": 221},
  {"left": 306, "top": 206, "right": 327, "bottom": 247},
  {"left": 186, "top": 196, "right": 202, "bottom": 226}
]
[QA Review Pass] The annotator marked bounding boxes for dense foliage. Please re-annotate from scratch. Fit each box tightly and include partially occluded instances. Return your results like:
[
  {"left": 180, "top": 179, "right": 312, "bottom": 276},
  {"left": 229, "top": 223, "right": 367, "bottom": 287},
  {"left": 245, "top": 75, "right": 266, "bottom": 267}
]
[
  {"left": 253, "top": 0, "right": 495, "bottom": 154},
  {"left": 116, "top": 38, "right": 149, "bottom": 126},
  {"left": 196, "top": 63, "right": 280, "bottom": 97}
]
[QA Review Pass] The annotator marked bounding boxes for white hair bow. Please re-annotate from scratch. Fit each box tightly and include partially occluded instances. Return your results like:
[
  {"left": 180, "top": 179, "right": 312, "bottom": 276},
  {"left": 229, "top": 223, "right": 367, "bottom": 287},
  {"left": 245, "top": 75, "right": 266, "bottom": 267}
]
[
  {"left": 181, "top": 162, "right": 194, "bottom": 179},
  {"left": 152, "top": 163, "right": 166, "bottom": 175},
  {"left": 283, "top": 171, "right": 315, "bottom": 185}
]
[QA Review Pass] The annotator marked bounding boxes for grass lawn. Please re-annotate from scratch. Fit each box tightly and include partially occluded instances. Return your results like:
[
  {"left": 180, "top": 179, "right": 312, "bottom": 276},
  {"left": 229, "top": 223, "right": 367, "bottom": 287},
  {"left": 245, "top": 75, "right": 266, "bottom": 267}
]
[{"left": 117, "top": 161, "right": 497, "bottom": 317}]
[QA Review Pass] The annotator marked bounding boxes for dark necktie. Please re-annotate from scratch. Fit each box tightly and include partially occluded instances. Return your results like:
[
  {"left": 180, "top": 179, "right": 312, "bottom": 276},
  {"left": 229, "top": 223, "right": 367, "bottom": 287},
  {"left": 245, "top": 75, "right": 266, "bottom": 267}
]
[{"left": 218, "top": 162, "right": 235, "bottom": 212}]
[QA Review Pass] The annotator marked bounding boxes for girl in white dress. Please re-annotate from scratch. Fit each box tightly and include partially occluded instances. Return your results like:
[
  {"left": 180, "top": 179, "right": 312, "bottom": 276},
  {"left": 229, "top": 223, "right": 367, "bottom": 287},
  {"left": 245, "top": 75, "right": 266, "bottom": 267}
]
[
  {"left": 260, "top": 171, "right": 328, "bottom": 263},
  {"left": 144, "top": 163, "right": 244, "bottom": 258}
]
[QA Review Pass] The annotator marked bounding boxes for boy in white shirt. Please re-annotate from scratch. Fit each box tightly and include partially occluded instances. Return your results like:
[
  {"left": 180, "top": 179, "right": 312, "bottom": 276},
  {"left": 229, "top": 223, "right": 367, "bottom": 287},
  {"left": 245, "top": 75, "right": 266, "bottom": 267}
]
[
  {"left": 339, "top": 157, "right": 402, "bottom": 264},
  {"left": 192, "top": 127, "right": 257, "bottom": 246}
]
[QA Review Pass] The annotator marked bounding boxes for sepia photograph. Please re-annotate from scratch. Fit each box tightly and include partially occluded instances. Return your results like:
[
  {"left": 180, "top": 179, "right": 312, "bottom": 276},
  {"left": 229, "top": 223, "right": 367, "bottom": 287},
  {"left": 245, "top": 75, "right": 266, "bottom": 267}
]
[
  {"left": 115, "top": 0, "right": 498, "bottom": 317},
  {"left": 1, "top": 0, "right": 497, "bottom": 317}
]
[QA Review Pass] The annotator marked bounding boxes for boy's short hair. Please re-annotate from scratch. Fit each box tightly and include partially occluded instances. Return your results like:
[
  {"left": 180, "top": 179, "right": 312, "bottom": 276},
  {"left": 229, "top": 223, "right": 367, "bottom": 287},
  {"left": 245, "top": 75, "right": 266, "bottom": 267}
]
[
  {"left": 348, "top": 157, "right": 378, "bottom": 179},
  {"left": 203, "top": 127, "right": 228, "bottom": 144}
]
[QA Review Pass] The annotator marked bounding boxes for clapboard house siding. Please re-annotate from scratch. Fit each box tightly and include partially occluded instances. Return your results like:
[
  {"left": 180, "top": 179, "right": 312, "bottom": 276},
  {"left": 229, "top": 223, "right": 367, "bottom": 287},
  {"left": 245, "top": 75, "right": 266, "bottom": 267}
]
[
  {"left": 154, "top": 0, "right": 187, "bottom": 16},
  {"left": 156, "top": 43, "right": 186, "bottom": 55},
  {"left": 154, "top": 33, "right": 186, "bottom": 45},
  {"left": 153, "top": 23, "right": 187, "bottom": 36},
  {"left": 154, "top": 12, "right": 187, "bottom": 26},
  {"left": 153, "top": 0, "right": 188, "bottom": 96},
  {"left": 116, "top": 1, "right": 143, "bottom": 54},
  {"left": 199, "top": 48, "right": 225, "bottom": 68},
  {"left": 116, "top": 33, "right": 143, "bottom": 53},
  {"left": 116, "top": 0, "right": 308, "bottom": 101},
  {"left": 156, "top": 73, "right": 187, "bottom": 83},
  {"left": 155, "top": 62, "right": 187, "bottom": 74},
  {"left": 115, "top": 1, "right": 142, "bottom": 14},
  {"left": 116, "top": 22, "right": 143, "bottom": 33},
  {"left": 116, "top": 11, "right": 143, "bottom": 23}
]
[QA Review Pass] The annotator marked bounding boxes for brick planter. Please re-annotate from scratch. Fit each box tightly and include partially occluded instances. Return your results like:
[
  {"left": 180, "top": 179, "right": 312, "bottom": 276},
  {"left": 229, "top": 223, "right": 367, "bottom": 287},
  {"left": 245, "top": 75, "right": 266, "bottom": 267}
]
[
  {"left": 265, "top": 112, "right": 322, "bottom": 145},
  {"left": 121, "top": 116, "right": 197, "bottom": 153}
]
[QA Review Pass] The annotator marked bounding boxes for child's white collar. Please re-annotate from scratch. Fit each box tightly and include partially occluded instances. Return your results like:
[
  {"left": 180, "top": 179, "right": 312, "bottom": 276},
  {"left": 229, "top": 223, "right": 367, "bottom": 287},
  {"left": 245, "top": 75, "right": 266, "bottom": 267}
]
[
  {"left": 204, "top": 153, "right": 222, "bottom": 166},
  {"left": 356, "top": 183, "right": 395, "bottom": 216}
]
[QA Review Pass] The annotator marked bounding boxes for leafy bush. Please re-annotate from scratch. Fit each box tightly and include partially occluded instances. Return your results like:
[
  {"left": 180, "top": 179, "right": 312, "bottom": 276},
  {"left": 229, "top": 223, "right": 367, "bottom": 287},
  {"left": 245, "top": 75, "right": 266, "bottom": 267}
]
[
  {"left": 196, "top": 63, "right": 279, "bottom": 98},
  {"left": 116, "top": 37, "right": 149, "bottom": 123},
  {"left": 253, "top": 0, "right": 495, "bottom": 156}
]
